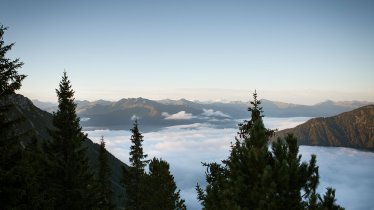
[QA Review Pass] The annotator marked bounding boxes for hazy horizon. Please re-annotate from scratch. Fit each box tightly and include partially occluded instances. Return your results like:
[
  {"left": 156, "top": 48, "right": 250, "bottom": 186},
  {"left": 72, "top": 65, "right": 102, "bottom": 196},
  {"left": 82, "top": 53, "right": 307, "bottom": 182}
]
[
  {"left": 27, "top": 87, "right": 374, "bottom": 105},
  {"left": 29, "top": 91, "right": 374, "bottom": 107}
]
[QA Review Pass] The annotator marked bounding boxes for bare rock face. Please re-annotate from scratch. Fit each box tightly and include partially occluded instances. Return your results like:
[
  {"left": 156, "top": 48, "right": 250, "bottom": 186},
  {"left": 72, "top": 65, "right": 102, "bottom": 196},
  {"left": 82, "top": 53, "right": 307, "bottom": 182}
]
[{"left": 273, "top": 105, "right": 374, "bottom": 151}]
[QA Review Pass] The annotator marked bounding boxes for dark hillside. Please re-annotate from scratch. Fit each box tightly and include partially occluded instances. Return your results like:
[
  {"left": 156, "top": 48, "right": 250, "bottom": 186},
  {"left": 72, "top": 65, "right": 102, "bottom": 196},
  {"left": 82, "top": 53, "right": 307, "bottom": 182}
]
[
  {"left": 274, "top": 105, "right": 374, "bottom": 151},
  {"left": 1, "top": 94, "right": 127, "bottom": 208}
]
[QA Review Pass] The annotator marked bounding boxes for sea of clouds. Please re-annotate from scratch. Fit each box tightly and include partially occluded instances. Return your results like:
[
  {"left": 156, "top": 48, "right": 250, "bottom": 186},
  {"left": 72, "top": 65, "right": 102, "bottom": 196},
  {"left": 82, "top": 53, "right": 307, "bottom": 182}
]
[{"left": 85, "top": 117, "right": 374, "bottom": 210}]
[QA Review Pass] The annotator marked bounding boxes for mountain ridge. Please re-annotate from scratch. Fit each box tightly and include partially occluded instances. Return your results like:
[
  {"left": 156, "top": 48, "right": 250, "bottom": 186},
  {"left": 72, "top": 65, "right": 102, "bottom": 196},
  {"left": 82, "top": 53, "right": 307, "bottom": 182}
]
[
  {"left": 273, "top": 105, "right": 374, "bottom": 151},
  {"left": 32, "top": 98, "right": 372, "bottom": 130}
]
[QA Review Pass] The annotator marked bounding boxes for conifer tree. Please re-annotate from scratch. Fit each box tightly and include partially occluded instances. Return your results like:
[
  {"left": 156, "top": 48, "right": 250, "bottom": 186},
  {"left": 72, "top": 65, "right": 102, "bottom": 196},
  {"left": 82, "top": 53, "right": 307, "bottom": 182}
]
[
  {"left": 0, "top": 24, "right": 49, "bottom": 209},
  {"left": 197, "top": 91, "right": 344, "bottom": 210},
  {"left": 0, "top": 25, "right": 26, "bottom": 95},
  {"left": 44, "top": 71, "right": 96, "bottom": 209},
  {"left": 269, "top": 134, "right": 320, "bottom": 209},
  {"left": 122, "top": 120, "right": 149, "bottom": 210},
  {"left": 144, "top": 157, "right": 186, "bottom": 210},
  {"left": 0, "top": 24, "right": 27, "bottom": 152},
  {"left": 318, "top": 188, "right": 344, "bottom": 210},
  {"left": 97, "top": 136, "right": 115, "bottom": 210}
]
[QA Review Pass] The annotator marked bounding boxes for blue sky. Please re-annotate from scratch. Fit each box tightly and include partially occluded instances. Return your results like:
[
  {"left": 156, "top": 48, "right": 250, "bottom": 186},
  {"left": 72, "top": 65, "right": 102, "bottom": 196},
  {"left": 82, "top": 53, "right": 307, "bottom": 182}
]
[{"left": 2, "top": 0, "right": 374, "bottom": 104}]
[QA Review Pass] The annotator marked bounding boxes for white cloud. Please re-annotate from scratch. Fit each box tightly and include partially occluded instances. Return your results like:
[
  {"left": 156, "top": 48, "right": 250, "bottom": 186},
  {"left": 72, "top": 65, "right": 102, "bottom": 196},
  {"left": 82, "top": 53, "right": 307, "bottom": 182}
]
[
  {"left": 162, "top": 111, "right": 194, "bottom": 120},
  {"left": 202, "top": 109, "right": 230, "bottom": 118},
  {"left": 85, "top": 119, "right": 374, "bottom": 210},
  {"left": 80, "top": 117, "right": 90, "bottom": 122},
  {"left": 131, "top": 114, "right": 139, "bottom": 121}
]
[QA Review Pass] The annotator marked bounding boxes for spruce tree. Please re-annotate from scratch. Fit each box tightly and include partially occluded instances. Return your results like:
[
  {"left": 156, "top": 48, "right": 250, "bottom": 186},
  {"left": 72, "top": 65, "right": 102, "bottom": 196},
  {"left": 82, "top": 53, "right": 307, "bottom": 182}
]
[
  {"left": 0, "top": 24, "right": 49, "bottom": 209},
  {"left": 269, "top": 134, "right": 320, "bottom": 209},
  {"left": 223, "top": 91, "right": 275, "bottom": 209},
  {"left": 197, "top": 91, "right": 344, "bottom": 210},
  {"left": 318, "top": 188, "right": 344, "bottom": 210},
  {"left": 144, "top": 157, "right": 186, "bottom": 210},
  {"left": 0, "top": 24, "right": 26, "bottom": 151},
  {"left": 122, "top": 120, "right": 149, "bottom": 210},
  {"left": 97, "top": 136, "right": 115, "bottom": 210},
  {"left": 0, "top": 25, "right": 26, "bottom": 95},
  {"left": 44, "top": 71, "right": 96, "bottom": 209}
]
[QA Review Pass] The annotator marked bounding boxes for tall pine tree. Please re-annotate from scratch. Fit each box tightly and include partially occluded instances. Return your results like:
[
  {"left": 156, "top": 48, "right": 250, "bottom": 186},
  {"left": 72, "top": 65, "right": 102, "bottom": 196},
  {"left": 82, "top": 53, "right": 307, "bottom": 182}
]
[
  {"left": 122, "top": 120, "right": 149, "bottom": 210},
  {"left": 97, "top": 136, "right": 115, "bottom": 210},
  {"left": 197, "top": 91, "right": 344, "bottom": 210},
  {"left": 0, "top": 24, "right": 49, "bottom": 209},
  {"left": 0, "top": 25, "right": 26, "bottom": 95},
  {"left": 44, "top": 71, "right": 96, "bottom": 209}
]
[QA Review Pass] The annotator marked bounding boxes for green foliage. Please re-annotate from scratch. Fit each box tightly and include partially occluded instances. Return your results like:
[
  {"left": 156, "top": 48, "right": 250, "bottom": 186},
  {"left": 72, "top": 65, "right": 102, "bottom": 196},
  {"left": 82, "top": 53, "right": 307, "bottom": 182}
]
[
  {"left": 96, "top": 136, "right": 115, "bottom": 210},
  {"left": 129, "top": 120, "right": 149, "bottom": 171},
  {"left": 0, "top": 25, "right": 50, "bottom": 209},
  {"left": 122, "top": 120, "right": 149, "bottom": 210},
  {"left": 44, "top": 72, "right": 96, "bottom": 209},
  {"left": 318, "top": 188, "right": 345, "bottom": 210},
  {"left": 122, "top": 121, "right": 186, "bottom": 210},
  {"left": 143, "top": 157, "right": 186, "bottom": 210},
  {"left": 196, "top": 162, "right": 229, "bottom": 210},
  {"left": 0, "top": 25, "right": 26, "bottom": 96},
  {"left": 197, "top": 91, "right": 344, "bottom": 210}
]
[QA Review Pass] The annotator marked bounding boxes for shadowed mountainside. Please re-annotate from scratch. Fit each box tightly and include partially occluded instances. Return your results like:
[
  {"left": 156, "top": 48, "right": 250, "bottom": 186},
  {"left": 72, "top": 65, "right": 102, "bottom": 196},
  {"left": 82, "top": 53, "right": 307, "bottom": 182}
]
[
  {"left": 273, "top": 105, "right": 374, "bottom": 151},
  {"left": 3, "top": 94, "right": 127, "bottom": 208}
]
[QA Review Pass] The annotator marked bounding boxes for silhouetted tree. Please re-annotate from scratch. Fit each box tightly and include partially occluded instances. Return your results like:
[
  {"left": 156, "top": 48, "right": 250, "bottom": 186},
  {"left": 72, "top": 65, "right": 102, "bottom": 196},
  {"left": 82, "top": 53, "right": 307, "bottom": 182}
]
[
  {"left": 0, "top": 24, "right": 49, "bottom": 209},
  {"left": 144, "top": 157, "right": 186, "bottom": 210},
  {"left": 97, "top": 136, "right": 115, "bottom": 210},
  {"left": 318, "top": 188, "right": 344, "bottom": 210},
  {"left": 0, "top": 25, "right": 26, "bottom": 95},
  {"left": 122, "top": 120, "right": 149, "bottom": 210},
  {"left": 44, "top": 72, "right": 96, "bottom": 209},
  {"left": 197, "top": 91, "right": 344, "bottom": 210}
]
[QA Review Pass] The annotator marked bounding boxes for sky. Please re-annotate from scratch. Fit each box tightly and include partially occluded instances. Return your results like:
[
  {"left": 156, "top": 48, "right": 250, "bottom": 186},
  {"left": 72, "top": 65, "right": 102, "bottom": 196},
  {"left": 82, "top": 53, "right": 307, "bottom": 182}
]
[
  {"left": 85, "top": 118, "right": 374, "bottom": 210},
  {"left": 1, "top": 0, "right": 374, "bottom": 104}
]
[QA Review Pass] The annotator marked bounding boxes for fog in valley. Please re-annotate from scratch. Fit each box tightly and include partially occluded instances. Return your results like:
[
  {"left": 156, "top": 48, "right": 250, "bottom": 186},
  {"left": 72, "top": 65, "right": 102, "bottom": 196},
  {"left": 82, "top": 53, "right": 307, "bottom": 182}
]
[{"left": 86, "top": 117, "right": 374, "bottom": 210}]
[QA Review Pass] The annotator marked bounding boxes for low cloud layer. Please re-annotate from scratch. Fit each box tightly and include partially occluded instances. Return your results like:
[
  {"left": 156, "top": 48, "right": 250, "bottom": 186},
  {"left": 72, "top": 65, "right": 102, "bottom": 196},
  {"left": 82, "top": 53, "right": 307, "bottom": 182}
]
[
  {"left": 131, "top": 114, "right": 139, "bottom": 121},
  {"left": 85, "top": 118, "right": 374, "bottom": 210},
  {"left": 202, "top": 109, "right": 230, "bottom": 118},
  {"left": 299, "top": 146, "right": 374, "bottom": 210},
  {"left": 162, "top": 111, "right": 194, "bottom": 120}
]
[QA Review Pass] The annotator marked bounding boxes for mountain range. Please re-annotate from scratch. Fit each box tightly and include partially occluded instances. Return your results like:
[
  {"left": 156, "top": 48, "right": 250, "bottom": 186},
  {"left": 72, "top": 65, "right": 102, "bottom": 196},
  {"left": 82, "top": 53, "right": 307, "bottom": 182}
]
[
  {"left": 274, "top": 105, "right": 374, "bottom": 151},
  {"left": 33, "top": 98, "right": 372, "bottom": 130}
]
